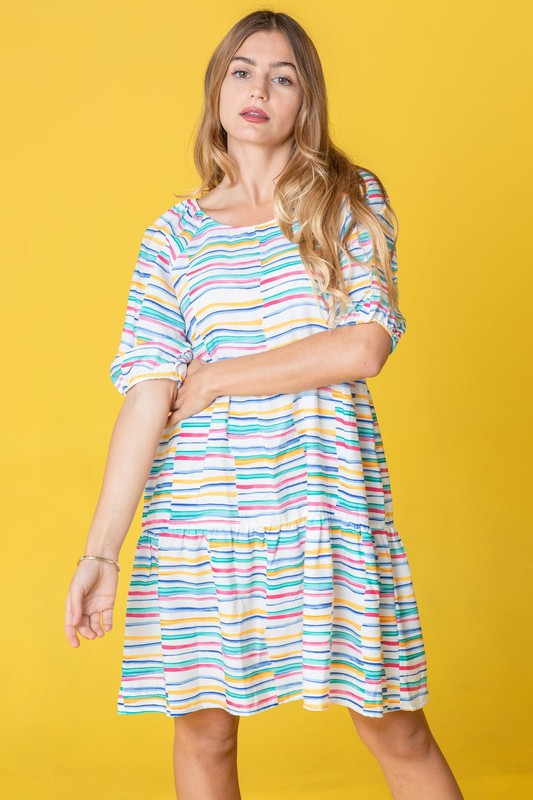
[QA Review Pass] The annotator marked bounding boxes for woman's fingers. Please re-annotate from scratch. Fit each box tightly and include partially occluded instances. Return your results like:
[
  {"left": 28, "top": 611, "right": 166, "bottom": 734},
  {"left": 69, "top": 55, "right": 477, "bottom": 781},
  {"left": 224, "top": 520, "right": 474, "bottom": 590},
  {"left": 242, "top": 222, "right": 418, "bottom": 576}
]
[
  {"left": 102, "top": 609, "right": 113, "bottom": 631},
  {"left": 67, "top": 585, "right": 81, "bottom": 626},
  {"left": 65, "top": 586, "right": 102, "bottom": 644},
  {"left": 65, "top": 586, "right": 85, "bottom": 647},
  {"left": 65, "top": 563, "right": 118, "bottom": 646},
  {"left": 89, "top": 610, "right": 105, "bottom": 637},
  {"left": 78, "top": 614, "right": 97, "bottom": 640},
  {"left": 65, "top": 591, "right": 80, "bottom": 647},
  {"left": 167, "top": 411, "right": 180, "bottom": 427}
]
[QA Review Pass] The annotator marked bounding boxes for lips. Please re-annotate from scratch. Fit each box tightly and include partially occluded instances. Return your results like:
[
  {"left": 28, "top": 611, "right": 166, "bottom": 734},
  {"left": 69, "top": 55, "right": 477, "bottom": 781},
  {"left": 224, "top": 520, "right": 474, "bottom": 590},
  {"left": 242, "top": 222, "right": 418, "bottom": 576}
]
[{"left": 240, "top": 106, "right": 269, "bottom": 120}]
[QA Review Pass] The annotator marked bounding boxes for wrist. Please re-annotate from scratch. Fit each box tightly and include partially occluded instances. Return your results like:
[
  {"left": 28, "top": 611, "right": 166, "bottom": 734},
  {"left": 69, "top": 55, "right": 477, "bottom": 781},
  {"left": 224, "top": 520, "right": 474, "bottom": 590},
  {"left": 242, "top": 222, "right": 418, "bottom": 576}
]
[
  {"left": 203, "top": 359, "right": 227, "bottom": 400},
  {"left": 78, "top": 554, "right": 120, "bottom": 572},
  {"left": 83, "top": 533, "right": 121, "bottom": 562}
]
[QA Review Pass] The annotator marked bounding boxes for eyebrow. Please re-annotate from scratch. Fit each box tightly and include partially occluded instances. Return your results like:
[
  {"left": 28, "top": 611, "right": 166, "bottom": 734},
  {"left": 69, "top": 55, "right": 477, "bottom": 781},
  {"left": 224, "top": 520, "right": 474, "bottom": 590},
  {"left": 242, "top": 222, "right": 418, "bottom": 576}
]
[{"left": 230, "top": 55, "right": 297, "bottom": 72}]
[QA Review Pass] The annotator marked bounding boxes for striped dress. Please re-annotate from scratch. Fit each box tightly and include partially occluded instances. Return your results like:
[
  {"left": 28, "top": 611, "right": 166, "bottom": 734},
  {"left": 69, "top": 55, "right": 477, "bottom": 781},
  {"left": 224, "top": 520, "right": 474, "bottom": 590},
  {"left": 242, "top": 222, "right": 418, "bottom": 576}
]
[{"left": 109, "top": 168, "right": 429, "bottom": 718}]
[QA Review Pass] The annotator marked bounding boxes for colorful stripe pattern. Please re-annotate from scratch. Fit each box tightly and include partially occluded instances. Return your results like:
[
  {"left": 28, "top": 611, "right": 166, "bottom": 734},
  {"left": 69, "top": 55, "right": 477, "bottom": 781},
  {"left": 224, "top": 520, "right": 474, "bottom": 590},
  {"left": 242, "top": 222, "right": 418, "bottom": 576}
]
[{"left": 109, "top": 168, "right": 428, "bottom": 718}]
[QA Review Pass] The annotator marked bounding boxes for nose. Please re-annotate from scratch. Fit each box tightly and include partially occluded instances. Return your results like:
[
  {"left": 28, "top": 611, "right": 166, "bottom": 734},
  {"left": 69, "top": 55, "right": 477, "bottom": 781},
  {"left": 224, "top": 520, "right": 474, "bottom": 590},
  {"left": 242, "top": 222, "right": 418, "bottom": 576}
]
[{"left": 250, "top": 74, "right": 268, "bottom": 100}]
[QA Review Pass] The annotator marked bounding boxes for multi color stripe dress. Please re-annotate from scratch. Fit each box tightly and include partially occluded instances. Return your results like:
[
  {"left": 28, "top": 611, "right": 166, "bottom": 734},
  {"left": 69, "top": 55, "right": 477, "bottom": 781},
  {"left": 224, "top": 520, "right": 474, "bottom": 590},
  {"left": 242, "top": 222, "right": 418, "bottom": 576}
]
[{"left": 109, "top": 168, "right": 429, "bottom": 718}]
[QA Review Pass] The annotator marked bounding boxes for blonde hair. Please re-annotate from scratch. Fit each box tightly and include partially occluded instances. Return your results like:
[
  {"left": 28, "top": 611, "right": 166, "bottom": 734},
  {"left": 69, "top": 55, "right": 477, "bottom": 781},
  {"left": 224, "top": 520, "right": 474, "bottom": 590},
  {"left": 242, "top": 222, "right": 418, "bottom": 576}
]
[{"left": 175, "top": 9, "right": 400, "bottom": 327}]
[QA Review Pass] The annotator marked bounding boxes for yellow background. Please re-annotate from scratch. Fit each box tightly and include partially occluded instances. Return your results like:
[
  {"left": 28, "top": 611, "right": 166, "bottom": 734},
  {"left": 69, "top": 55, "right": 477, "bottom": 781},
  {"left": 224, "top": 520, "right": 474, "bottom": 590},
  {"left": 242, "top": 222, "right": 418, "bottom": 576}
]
[{"left": 1, "top": 1, "right": 531, "bottom": 797}]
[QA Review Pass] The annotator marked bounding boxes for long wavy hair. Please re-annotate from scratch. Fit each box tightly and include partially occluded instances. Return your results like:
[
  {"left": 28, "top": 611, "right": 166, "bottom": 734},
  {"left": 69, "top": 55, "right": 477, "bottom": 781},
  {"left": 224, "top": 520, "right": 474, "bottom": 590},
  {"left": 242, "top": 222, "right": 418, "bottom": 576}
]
[{"left": 175, "top": 9, "right": 400, "bottom": 327}]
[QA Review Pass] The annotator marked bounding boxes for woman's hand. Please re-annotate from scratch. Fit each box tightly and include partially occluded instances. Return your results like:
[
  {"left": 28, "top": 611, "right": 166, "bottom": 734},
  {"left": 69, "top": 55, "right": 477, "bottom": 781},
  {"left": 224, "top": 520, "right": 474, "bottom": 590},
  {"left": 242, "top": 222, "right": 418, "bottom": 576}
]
[
  {"left": 65, "top": 560, "right": 119, "bottom": 648},
  {"left": 167, "top": 358, "right": 218, "bottom": 427}
]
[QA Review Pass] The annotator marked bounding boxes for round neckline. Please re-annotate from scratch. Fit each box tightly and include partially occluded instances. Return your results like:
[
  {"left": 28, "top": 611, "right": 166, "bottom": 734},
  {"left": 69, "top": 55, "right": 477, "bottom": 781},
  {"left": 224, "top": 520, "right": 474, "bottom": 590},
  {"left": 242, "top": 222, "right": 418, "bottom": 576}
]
[{"left": 189, "top": 197, "right": 278, "bottom": 230}]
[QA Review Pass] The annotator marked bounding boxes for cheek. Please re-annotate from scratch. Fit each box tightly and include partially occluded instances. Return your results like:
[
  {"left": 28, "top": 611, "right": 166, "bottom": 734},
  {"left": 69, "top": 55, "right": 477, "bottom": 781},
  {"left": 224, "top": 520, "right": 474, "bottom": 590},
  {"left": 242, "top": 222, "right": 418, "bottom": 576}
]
[
  {"left": 219, "top": 82, "right": 229, "bottom": 106},
  {"left": 278, "top": 95, "right": 302, "bottom": 126},
  {"left": 219, "top": 79, "right": 237, "bottom": 107},
  {"left": 218, "top": 85, "right": 236, "bottom": 123}
]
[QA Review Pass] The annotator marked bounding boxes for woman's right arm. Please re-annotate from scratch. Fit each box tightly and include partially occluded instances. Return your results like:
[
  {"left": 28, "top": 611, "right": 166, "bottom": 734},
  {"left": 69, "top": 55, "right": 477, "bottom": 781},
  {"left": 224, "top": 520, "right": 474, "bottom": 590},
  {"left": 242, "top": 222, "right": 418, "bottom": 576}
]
[
  {"left": 84, "top": 378, "right": 177, "bottom": 560},
  {"left": 64, "top": 378, "right": 177, "bottom": 647}
]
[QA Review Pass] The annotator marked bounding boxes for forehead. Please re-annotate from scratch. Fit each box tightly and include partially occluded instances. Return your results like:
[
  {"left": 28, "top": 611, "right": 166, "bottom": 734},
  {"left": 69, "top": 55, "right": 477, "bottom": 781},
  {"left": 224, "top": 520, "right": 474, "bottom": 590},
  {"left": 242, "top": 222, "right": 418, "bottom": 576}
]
[{"left": 232, "top": 29, "right": 296, "bottom": 63}]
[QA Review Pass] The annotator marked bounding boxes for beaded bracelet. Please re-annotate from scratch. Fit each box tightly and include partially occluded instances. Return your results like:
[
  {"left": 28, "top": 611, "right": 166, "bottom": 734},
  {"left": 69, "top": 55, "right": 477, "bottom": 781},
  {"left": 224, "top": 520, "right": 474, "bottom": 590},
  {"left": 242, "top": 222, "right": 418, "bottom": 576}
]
[{"left": 78, "top": 555, "right": 120, "bottom": 572}]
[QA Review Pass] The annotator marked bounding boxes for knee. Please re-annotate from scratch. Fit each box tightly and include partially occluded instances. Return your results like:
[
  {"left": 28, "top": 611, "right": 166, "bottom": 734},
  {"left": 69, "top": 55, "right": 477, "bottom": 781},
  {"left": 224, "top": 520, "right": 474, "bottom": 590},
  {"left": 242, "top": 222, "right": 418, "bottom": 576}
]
[
  {"left": 349, "top": 708, "right": 434, "bottom": 761},
  {"left": 174, "top": 708, "right": 240, "bottom": 755}
]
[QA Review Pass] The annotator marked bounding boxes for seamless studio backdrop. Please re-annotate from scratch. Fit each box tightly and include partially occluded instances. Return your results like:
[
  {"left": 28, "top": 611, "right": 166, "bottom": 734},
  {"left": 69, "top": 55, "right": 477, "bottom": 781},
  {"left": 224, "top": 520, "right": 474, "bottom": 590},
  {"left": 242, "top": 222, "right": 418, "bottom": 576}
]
[{"left": 1, "top": 1, "right": 532, "bottom": 799}]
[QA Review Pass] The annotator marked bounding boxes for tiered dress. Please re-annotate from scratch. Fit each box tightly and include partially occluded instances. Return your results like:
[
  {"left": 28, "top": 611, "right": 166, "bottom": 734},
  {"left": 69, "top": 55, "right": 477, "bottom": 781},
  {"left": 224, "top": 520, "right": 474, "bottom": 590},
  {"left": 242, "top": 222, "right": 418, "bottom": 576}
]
[{"left": 109, "top": 168, "right": 429, "bottom": 718}]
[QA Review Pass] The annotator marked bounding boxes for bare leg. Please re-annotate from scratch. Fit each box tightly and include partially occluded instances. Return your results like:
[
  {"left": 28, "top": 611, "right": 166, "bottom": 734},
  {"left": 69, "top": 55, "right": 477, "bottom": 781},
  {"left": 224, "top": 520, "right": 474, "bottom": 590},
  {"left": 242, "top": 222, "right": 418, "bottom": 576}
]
[
  {"left": 348, "top": 707, "right": 464, "bottom": 800},
  {"left": 172, "top": 708, "right": 242, "bottom": 800}
]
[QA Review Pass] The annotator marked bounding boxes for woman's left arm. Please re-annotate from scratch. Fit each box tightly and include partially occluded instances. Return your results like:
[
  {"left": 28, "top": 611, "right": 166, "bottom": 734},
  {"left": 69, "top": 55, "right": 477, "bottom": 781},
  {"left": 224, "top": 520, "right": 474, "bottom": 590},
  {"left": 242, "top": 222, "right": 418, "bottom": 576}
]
[
  {"left": 210, "top": 321, "right": 391, "bottom": 397},
  {"left": 167, "top": 321, "right": 392, "bottom": 425}
]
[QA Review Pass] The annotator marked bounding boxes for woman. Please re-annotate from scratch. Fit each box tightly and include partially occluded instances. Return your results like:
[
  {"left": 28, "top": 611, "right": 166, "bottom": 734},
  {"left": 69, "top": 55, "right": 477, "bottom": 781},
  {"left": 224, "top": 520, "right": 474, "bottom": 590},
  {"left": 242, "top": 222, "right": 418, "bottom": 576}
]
[{"left": 65, "top": 10, "right": 464, "bottom": 800}]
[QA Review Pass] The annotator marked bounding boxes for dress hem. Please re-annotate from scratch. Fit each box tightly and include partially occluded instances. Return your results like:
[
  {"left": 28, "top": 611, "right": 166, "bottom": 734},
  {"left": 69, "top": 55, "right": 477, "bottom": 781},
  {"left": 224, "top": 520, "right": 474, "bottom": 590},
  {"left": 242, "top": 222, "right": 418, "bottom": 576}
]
[{"left": 117, "top": 691, "right": 430, "bottom": 719}]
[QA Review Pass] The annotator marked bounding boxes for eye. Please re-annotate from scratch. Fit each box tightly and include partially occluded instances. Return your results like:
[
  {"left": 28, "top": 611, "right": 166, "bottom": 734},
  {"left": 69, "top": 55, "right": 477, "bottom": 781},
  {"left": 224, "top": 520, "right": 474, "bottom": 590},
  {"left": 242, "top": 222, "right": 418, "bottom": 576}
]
[{"left": 230, "top": 69, "right": 293, "bottom": 86}]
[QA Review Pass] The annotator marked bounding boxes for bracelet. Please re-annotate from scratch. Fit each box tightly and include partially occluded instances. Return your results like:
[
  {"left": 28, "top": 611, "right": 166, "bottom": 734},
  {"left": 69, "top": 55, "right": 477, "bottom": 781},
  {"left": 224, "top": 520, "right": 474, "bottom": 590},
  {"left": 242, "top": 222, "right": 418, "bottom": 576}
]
[{"left": 78, "top": 555, "right": 120, "bottom": 572}]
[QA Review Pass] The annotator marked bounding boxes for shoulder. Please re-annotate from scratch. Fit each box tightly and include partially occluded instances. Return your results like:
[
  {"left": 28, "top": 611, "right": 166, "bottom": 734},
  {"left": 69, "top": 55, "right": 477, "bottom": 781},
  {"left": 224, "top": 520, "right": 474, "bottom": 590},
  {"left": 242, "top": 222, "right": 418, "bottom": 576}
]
[
  {"left": 339, "top": 167, "right": 397, "bottom": 257},
  {"left": 356, "top": 167, "right": 391, "bottom": 213},
  {"left": 340, "top": 167, "right": 391, "bottom": 222},
  {"left": 140, "top": 198, "right": 204, "bottom": 264}
]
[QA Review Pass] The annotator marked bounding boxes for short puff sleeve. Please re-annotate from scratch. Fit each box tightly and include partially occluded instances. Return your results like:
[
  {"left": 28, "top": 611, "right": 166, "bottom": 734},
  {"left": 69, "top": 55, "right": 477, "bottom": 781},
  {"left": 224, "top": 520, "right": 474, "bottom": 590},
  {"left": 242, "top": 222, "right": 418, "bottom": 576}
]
[
  {"left": 109, "top": 220, "right": 193, "bottom": 395},
  {"left": 334, "top": 171, "right": 407, "bottom": 354}
]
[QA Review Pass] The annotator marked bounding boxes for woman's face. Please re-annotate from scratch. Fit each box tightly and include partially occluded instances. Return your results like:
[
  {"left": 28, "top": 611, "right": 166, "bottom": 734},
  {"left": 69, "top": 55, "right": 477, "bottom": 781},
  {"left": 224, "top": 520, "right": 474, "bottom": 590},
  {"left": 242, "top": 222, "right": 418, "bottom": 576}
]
[{"left": 219, "top": 30, "right": 304, "bottom": 151}]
